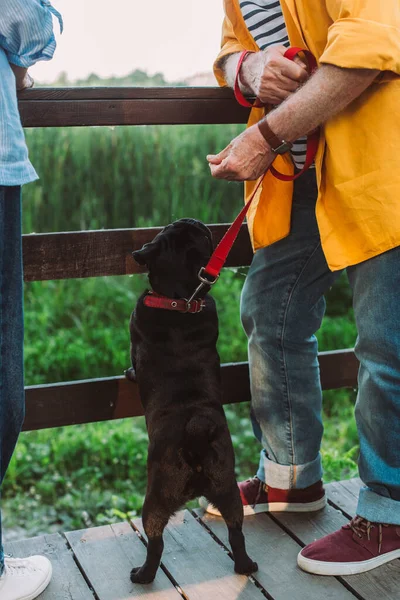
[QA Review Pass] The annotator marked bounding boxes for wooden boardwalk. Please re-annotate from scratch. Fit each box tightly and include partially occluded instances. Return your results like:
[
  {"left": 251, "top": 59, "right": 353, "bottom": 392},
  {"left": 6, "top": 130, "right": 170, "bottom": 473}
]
[{"left": 6, "top": 478, "right": 400, "bottom": 600}]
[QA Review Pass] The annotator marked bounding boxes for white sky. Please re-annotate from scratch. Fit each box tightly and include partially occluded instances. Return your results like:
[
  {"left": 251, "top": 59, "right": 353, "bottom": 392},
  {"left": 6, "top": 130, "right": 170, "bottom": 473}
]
[{"left": 31, "top": 0, "right": 225, "bottom": 83}]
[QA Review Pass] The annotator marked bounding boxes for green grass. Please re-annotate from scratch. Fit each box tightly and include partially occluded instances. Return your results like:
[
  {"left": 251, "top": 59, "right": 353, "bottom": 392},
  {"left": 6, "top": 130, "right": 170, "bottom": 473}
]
[
  {"left": 2, "top": 125, "right": 359, "bottom": 537},
  {"left": 23, "top": 125, "right": 245, "bottom": 234}
]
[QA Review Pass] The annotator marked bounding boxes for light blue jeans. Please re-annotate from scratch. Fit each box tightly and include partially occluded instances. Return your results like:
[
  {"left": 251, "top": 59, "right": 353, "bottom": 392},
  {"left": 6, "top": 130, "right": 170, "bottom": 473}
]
[
  {"left": 0, "top": 186, "right": 25, "bottom": 576},
  {"left": 241, "top": 170, "right": 400, "bottom": 524}
]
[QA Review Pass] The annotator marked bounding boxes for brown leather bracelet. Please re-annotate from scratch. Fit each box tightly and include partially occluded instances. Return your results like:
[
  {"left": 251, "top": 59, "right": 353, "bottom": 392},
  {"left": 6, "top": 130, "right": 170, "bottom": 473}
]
[{"left": 258, "top": 119, "right": 293, "bottom": 154}]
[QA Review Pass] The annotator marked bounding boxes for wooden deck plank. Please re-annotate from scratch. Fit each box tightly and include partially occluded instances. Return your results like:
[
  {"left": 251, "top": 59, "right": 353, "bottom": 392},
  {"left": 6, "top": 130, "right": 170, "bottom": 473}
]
[
  {"left": 194, "top": 510, "right": 354, "bottom": 600},
  {"left": 326, "top": 480, "right": 359, "bottom": 518},
  {"left": 132, "top": 510, "right": 266, "bottom": 600},
  {"left": 339, "top": 478, "right": 363, "bottom": 499},
  {"left": 5, "top": 533, "right": 94, "bottom": 600},
  {"left": 65, "top": 522, "right": 181, "bottom": 599},
  {"left": 273, "top": 497, "right": 400, "bottom": 600}
]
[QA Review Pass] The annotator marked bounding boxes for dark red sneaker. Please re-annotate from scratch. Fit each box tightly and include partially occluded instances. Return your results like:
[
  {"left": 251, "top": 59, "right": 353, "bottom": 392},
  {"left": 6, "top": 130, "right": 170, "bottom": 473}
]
[
  {"left": 200, "top": 477, "right": 326, "bottom": 516},
  {"left": 298, "top": 516, "right": 400, "bottom": 575}
]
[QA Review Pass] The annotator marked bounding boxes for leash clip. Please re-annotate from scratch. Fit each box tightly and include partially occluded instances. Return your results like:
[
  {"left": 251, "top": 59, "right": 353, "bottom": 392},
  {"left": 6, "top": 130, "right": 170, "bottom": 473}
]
[
  {"left": 187, "top": 267, "right": 220, "bottom": 305},
  {"left": 183, "top": 298, "right": 206, "bottom": 313},
  {"left": 198, "top": 267, "right": 219, "bottom": 286}
]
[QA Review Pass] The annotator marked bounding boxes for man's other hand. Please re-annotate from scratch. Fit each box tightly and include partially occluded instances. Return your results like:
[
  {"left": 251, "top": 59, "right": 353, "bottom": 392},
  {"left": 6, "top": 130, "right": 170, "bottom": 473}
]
[
  {"left": 207, "top": 124, "right": 275, "bottom": 181},
  {"left": 10, "top": 64, "right": 34, "bottom": 91},
  {"left": 239, "top": 45, "right": 309, "bottom": 105}
]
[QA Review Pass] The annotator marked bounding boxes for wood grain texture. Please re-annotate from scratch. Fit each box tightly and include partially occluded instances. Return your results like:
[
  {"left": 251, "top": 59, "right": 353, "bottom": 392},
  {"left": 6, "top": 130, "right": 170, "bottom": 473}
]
[
  {"left": 23, "top": 352, "right": 358, "bottom": 431},
  {"left": 326, "top": 480, "right": 360, "bottom": 518},
  {"left": 23, "top": 363, "right": 251, "bottom": 431},
  {"left": 132, "top": 510, "right": 265, "bottom": 600},
  {"left": 22, "top": 225, "right": 252, "bottom": 281},
  {"left": 66, "top": 522, "right": 181, "bottom": 600},
  {"left": 18, "top": 87, "right": 250, "bottom": 128},
  {"left": 5, "top": 533, "right": 93, "bottom": 600},
  {"left": 19, "top": 87, "right": 245, "bottom": 100},
  {"left": 194, "top": 510, "right": 354, "bottom": 600}
]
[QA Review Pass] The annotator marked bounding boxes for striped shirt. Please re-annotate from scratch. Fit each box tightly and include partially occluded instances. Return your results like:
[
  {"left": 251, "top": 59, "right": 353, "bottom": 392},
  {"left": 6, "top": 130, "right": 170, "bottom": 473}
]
[
  {"left": 0, "top": 0, "right": 62, "bottom": 186},
  {"left": 240, "top": 0, "right": 308, "bottom": 169}
]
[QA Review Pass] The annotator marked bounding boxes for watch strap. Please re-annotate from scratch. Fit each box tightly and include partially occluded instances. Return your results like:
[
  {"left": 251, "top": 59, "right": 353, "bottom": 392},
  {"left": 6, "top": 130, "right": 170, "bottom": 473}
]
[{"left": 258, "top": 120, "right": 292, "bottom": 154}]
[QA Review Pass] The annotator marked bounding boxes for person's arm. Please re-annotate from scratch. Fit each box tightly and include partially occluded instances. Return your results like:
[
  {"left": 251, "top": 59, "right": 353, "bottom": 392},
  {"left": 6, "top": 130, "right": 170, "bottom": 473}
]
[
  {"left": 207, "top": 64, "right": 378, "bottom": 181},
  {"left": 209, "top": 0, "right": 400, "bottom": 181},
  {"left": 266, "top": 64, "right": 378, "bottom": 145},
  {"left": 0, "top": 0, "right": 62, "bottom": 89}
]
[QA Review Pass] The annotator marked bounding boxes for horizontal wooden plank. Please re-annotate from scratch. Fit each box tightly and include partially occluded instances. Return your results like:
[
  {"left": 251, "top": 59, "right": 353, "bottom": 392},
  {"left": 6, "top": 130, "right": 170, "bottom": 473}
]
[
  {"left": 318, "top": 348, "right": 359, "bottom": 390},
  {"left": 23, "top": 224, "right": 252, "bottom": 281},
  {"left": 20, "top": 87, "right": 243, "bottom": 101},
  {"left": 23, "top": 351, "right": 358, "bottom": 431},
  {"left": 5, "top": 533, "right": 94, "bottom": 600},
  {"left": 23, "top": 362, "right": 251, "bottom": 431},
  {"left": 18, "top": 87, "right": 250, "bottom": 127}
]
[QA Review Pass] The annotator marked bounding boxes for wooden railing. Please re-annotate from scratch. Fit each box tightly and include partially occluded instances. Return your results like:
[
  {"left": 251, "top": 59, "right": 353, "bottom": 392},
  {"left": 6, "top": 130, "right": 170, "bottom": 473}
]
[{"left": 19, "top": 87, "right": 359, "bottom": 432}]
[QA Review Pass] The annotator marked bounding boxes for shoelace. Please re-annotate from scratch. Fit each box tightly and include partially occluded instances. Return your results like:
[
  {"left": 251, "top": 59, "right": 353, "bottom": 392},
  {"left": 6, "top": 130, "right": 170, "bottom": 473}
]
[
  {"left": 4, "top": 557, "right": 39, "bottom": 576},
  {"left": 349, "top": 516, "right": 389, "bottom": 554}
]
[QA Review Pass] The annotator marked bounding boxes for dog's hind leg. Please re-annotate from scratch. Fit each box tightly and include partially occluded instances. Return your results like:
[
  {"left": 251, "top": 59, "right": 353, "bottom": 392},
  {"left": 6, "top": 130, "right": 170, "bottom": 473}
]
[
  {"left": 131, "top": 496, "right": 169, "bottom": 584},
  {"left": 208, "top": 484, "right": 258, "bottom": 575}
]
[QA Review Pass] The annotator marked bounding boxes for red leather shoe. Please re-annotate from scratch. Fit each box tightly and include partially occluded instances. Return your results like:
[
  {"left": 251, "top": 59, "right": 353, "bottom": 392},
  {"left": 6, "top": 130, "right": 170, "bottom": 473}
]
[
  {"left": 298, "top": 516, "right": 400, "bottom": 575},
  {"left": 200, "top": 476, "right": 326, "bottom": 516}
]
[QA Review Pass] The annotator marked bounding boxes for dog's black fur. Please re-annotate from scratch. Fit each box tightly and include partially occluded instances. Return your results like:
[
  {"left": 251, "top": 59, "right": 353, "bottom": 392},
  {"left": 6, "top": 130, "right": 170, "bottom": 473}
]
[{"left": 126, "top": 218, "right": 257, "bottom": 584}]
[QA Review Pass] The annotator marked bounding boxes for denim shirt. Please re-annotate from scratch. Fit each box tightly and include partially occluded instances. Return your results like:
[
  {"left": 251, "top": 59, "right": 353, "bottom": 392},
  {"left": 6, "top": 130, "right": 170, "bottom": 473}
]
[{"left": 0, "top": 0, "right": 63, "bottom": 186}]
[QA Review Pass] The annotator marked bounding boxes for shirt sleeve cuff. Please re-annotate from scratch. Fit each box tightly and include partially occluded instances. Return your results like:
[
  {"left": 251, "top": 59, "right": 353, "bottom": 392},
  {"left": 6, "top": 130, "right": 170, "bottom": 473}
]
[
  {"left": 214, "top": 42, "right": 246, "bottom": 87},
  {"left": 6, "top": 34, "right": 57, "bottom": 67},
  {"left": 320, "top": 18, "right": 400, "bottom": 80}
]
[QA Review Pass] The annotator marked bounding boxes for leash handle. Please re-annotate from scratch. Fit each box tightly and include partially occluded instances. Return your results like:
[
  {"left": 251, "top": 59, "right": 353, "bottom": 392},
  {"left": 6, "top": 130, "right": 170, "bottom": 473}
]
[
  {"left": 234, "top": 51, "right": 265, "bottom": 108},
  {"left": 205, "top": 47, "right": 320, "bottom": 281},
  {"left": 234, "top": 47, "right": 317, "bottom": 109}
]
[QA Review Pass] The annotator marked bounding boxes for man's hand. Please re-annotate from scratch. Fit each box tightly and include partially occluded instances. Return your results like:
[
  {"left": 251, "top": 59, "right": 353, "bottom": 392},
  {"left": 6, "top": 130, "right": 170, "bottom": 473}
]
[
  {"left": 224, "top": 46, "right": 309, "bottom": 105},
  {"left": 10, "top": 64, "right": 34, "bottom": 91},
  {"left": 207, "top": 124, "right": 275, "bottom": 181}
]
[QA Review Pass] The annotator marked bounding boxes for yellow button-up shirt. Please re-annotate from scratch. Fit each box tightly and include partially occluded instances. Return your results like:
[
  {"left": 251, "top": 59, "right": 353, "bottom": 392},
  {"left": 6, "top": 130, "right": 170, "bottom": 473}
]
[{"left": 215, "top": 0, "right": 400, "bottom": 270}]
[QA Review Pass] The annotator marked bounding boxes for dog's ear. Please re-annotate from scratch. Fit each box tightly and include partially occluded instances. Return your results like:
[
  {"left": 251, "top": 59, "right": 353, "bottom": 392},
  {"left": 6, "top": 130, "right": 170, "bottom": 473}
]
[{"left": 132, "top": 241, "right": 159, "bottom": 266}]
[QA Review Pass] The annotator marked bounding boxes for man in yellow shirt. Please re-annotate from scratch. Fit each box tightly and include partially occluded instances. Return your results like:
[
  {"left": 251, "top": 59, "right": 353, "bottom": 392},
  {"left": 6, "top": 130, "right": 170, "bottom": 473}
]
[{"left": 204, "top": 0, "right": 400, "bottom": 576}]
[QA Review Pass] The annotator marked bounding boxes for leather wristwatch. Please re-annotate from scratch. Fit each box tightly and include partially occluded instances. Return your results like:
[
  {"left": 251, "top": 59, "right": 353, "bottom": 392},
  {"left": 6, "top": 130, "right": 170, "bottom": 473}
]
[{"left": 258, "top": 119, "right": 293, "bottom": 155}]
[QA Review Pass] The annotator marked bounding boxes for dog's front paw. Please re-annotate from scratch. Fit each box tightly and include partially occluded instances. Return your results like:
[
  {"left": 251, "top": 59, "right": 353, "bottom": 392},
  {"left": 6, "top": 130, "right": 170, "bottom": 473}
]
[
  {"left": 125, "top": 367, "right": 137, "bottom": 382},
  {"left": 234, "top": 559, "right": 258, "bottom": 575},
  {"left": 130, "top": 566, "right": 155, "bottom": 584}
]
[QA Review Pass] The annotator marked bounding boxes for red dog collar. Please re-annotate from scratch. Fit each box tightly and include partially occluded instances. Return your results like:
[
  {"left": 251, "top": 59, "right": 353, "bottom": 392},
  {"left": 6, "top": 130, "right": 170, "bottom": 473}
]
[{"left": 143, "top": 292, "right": 205, "bottom": 314}]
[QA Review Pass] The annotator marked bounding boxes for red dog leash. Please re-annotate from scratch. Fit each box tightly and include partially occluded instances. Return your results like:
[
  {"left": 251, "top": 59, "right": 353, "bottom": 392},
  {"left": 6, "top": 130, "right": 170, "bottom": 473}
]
[
  {"left": 144, "top": 48, "right": 320, "bottom": 312},
  {"left": 195, "top": 47, "right": 319, "bottom": 292}
]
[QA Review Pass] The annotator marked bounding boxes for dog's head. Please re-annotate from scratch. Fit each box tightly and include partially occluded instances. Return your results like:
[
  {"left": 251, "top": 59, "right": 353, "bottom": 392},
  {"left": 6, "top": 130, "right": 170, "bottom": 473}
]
[{"left": 133, "top": 218, "right": 213, "bottom": 298}]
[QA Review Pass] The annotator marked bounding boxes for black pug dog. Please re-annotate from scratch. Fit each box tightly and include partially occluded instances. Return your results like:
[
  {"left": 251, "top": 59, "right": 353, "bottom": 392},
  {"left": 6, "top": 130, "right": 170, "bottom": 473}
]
[{"left": 125, "top": 218, "right": 258, "bottom": 584}]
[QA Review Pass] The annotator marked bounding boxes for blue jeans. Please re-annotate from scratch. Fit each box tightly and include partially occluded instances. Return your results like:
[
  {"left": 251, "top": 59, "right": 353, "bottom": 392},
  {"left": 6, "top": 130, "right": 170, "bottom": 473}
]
[
  {"left": 0, "top": 186, "right": 25, "bottom": 575},
  {"left": 241, "top": 169, "right": 400, "bottom": 524}
]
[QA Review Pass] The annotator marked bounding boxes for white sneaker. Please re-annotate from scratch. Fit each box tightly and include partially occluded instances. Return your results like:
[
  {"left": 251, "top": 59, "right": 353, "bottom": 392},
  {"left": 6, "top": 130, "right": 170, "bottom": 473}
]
[{"left": 0, "top": 555, "right": 52, "bottom": 600}]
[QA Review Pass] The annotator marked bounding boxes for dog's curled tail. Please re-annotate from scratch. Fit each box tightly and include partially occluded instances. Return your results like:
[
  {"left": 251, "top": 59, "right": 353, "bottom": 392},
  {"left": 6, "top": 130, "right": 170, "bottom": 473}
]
[{"left": 183, "top": 416, "right": 218, "bottom": 470}]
